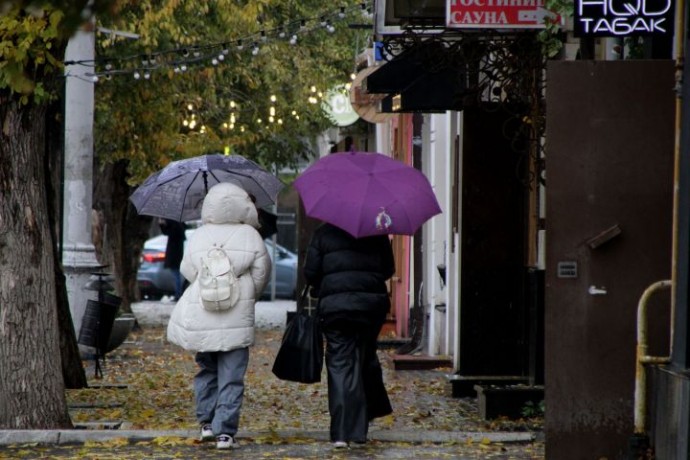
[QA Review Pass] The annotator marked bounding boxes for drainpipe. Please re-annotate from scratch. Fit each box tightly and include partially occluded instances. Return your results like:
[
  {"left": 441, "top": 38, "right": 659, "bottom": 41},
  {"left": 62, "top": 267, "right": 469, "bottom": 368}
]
[
  {"left": 670, "top": 0, "right": 686, "bottom": 352},
  {"left": 630, "top": 1, "right": 684, "bottom": 455},
  {"left": 633, "top": 280, "right": 672, "bottom": 436}
]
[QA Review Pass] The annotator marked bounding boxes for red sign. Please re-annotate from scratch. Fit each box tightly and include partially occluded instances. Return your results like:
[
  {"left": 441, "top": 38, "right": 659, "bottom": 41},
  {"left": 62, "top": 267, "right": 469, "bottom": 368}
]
[{"left": 446, "top": 0, "right": 563, "bottom": 29}]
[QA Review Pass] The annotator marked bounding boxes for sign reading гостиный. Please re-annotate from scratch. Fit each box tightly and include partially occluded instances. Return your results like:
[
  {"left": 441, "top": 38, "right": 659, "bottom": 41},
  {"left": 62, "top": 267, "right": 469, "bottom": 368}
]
[{"left": 446, "top": 0, "right": 563, "bottom": 29}]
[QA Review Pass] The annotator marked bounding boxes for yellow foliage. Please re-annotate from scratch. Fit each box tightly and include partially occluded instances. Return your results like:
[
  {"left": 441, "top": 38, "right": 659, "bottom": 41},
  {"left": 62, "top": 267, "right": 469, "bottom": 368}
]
[
  {"left": 83, "top": 437, "right": 129, "bottom": 448},
  {"left": 150, "top": 436, "right": 191, "bottom": 446}
]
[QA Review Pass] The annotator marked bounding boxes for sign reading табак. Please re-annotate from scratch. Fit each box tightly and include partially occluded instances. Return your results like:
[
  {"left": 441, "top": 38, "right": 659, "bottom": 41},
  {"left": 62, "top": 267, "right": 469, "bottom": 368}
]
[
  {"left": 574, "top": 0, "right": 673, "bottom": 37},
  {"left": 446, "top": 0, "right": 563, "bottom": 29}
]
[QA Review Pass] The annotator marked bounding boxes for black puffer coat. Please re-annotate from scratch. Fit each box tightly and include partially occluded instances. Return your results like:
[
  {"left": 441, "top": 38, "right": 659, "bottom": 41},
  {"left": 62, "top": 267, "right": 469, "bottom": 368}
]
[
  {"left": 303, "top": 223, "right": 395, "bottom": 325},
  {"left": 160, "top": 219, "right": 186, "bottom": 270}
]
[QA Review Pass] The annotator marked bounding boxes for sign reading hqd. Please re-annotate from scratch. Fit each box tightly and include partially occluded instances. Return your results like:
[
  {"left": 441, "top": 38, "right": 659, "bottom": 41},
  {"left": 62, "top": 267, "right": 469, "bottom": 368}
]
[
  {"left": 446, "top": 0, "right": 563, "bottom": 29},
  {"left": 574, "top": 0, "right": 673, "bottom": 37}
]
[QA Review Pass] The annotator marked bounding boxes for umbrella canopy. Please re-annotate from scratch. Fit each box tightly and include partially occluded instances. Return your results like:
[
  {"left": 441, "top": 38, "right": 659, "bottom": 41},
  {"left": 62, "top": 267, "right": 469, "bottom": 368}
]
[
  {"left": 294, "top": 151, "right": 441, "bottom": 238},
  {"left": 129, "top": 154, "right": 283, "bottom": 222}
]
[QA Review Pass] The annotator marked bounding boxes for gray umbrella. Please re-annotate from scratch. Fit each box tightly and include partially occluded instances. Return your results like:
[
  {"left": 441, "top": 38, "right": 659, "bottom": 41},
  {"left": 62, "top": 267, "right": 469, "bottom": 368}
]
[{"left": 129, "top": 154, "right": 283, "bottom": 222}]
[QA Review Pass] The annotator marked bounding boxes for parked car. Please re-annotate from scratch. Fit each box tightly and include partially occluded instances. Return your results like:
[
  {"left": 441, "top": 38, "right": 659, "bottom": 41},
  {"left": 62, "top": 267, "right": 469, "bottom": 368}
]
[{"left": 137, "top": 229, "right": 297, "bottom": 300}]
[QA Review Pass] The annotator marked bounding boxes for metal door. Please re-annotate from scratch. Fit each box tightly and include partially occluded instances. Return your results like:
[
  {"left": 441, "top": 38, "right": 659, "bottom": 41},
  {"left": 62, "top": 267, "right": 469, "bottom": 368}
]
[{"left": 545, "top": 60, "right": 674, "bottom": 459}]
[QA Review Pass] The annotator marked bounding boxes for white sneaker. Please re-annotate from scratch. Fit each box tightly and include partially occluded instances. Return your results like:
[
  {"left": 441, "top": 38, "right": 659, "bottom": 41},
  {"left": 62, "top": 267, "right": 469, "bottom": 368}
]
[
  {"left": 216, "top": 434, "right": 239, "bottom": 449},
  {"left": 200, "top": 423, "right": 213, "bottom": 441},
  {"left": 333, "top": 441, "right": 348, "bottom": 449}
]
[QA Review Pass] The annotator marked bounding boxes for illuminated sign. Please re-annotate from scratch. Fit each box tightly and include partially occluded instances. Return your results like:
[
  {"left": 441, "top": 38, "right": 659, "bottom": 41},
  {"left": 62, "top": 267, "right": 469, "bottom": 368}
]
[
  {"left": 574, "top": 0, "right": 673, "bottom": 36},
  {"left": 323, "top": 86, "right": 359, "bottom": 127},
  {"left": 446, "top": 0, "right": 563, "bottom": 29}
]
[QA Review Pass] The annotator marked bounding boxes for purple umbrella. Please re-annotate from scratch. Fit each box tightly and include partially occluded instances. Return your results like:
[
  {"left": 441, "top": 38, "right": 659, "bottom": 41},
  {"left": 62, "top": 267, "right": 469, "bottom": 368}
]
[{"left": 294, "top": 151, "right": 441, "bottom": 238}]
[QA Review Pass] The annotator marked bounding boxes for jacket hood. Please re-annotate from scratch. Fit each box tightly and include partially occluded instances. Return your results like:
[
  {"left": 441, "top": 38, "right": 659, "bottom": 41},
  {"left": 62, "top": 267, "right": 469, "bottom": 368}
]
[{"left": 201, "top": 182, "right": 259, "bottom": 227}]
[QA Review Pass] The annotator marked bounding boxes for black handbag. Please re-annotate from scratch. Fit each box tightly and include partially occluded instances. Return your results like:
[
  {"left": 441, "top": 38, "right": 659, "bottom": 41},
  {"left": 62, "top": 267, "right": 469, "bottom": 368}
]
[{"left": 272, "top": 286, "right": 323, "bottom": 383}]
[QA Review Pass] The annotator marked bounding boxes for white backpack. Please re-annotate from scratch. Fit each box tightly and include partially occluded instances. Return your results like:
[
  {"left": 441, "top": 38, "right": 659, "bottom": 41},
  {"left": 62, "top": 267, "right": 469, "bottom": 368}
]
[{"left": 198, "top": 244, "right": 240, "bottom": 312}]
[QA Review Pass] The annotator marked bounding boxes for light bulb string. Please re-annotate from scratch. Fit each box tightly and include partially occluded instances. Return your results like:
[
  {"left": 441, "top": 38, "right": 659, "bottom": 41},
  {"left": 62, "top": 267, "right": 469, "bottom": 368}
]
[{"left": 63, "top": 1, "right": 372, "bottom": 78}]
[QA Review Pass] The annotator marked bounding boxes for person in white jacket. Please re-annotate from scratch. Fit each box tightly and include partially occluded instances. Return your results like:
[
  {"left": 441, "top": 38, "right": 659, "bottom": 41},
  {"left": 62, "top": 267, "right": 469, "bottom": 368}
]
[{"left": 167, "top": 182, "right": 271, "bottom": 450}]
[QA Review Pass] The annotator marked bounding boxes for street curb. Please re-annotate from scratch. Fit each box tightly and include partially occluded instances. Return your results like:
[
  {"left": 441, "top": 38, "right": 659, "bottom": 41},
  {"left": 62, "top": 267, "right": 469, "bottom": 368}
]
[{"left": 0, "top": 429, "right": 539, "bottom": 446}]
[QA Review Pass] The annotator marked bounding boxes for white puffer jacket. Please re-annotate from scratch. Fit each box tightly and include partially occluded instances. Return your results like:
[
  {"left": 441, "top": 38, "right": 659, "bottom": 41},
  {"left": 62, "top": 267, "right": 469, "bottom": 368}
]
[{"left": 167, "top": 182, "right": 271, "bottom": 352}]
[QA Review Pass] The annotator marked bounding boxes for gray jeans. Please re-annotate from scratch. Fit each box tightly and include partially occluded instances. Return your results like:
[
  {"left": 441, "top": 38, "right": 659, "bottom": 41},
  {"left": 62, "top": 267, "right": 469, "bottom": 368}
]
[{"left": 194, "top": 347, "right": 249, "bottom": 436}]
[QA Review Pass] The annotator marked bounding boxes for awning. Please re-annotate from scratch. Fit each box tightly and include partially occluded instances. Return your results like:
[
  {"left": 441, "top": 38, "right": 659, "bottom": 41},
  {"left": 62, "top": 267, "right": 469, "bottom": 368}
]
[{"left": 365, "top": 40, "right": 466, "bottom": 112}]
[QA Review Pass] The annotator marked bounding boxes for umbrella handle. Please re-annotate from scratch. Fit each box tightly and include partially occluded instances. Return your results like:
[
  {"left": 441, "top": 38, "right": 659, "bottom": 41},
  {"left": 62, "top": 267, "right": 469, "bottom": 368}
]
[{"left": 202, "top": 170, "right": 208, "bottom": 194}]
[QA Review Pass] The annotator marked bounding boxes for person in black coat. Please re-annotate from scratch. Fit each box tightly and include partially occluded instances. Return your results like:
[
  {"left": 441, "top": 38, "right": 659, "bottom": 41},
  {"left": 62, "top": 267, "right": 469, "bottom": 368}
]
[
  {"left": 303, "top": 223, "right": 395, "bottom": 448},
  {"left": 159, "top": 218, "right": 187, "bottom": 300}
]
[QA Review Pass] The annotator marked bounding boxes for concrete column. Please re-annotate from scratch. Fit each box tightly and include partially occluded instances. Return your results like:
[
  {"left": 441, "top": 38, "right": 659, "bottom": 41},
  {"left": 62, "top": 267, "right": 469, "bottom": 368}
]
[{"left": 63, "top": 28, "right": 101, "bottom": 337}]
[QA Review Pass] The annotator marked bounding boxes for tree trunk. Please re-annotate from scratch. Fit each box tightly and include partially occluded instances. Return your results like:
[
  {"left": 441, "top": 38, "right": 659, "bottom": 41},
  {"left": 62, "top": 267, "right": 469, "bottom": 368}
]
[
  {"left": 46, "top": 98, "right": 88, "bottom": 390},
  {"left": 0, "top": 99, "right": 72, "bottom": 428},
  {"left": 93, "top": 159, "right": 152, "bottom": 313}
]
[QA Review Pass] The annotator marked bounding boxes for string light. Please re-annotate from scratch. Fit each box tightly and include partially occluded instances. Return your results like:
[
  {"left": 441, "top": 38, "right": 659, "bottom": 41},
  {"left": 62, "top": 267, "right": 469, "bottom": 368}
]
[
  {"left": 65, "top": 2, "right": 374, "bottom": 83},
  {"left": 80, "top": 3, "right": 374, "bottom": 136},
  {"left": 178, "top": 81, "right": 329, "bottom": 135}
]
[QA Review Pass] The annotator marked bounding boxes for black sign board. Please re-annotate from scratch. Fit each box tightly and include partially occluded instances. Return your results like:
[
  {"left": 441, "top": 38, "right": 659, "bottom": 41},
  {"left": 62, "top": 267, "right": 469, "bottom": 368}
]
[{"left": 574, "top": 0, "right": 674, "bottom": 37}]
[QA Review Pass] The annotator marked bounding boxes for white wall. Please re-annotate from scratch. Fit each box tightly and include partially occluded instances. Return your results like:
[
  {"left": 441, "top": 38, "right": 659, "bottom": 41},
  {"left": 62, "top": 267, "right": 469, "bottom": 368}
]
[
  {"left": 422, "top": 113, "right": 448, "bottom": 355},
  {"left": 419, "top": 111, "right": 463, "bottom": 360},
  {"left": 449, "top": 111, "right": 463, "bottom": 371}
]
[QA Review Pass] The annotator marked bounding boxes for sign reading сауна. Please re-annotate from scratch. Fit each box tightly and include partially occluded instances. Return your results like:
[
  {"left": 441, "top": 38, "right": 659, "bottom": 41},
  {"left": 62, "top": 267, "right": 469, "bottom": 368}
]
[{"left": 574, "top": 0, "right": 673, "bottom": 37}]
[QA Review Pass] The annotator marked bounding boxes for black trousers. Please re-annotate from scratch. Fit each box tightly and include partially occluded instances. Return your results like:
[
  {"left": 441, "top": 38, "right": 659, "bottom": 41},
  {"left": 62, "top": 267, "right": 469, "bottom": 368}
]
[{"left": 322, "top": 318, "right": 392, "bottom": 443}]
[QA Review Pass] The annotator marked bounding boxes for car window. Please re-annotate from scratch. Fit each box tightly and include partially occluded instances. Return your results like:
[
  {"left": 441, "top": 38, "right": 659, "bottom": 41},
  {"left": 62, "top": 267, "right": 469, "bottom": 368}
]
[{"left": 144, "top": 228, "right": 296, "bottom": 259}]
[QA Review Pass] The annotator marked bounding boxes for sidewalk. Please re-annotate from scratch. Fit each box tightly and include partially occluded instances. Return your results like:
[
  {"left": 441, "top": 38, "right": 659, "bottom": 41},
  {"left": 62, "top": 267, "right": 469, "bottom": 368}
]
[
  {"left": 0, "top": 299, "right": 544, "bottom": 459},
  {"left": 0, "top": 432, "right": 542, "bottom": 460},
  {"left": 0, "top": 428, "right": 542, "bottom": 459}
]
